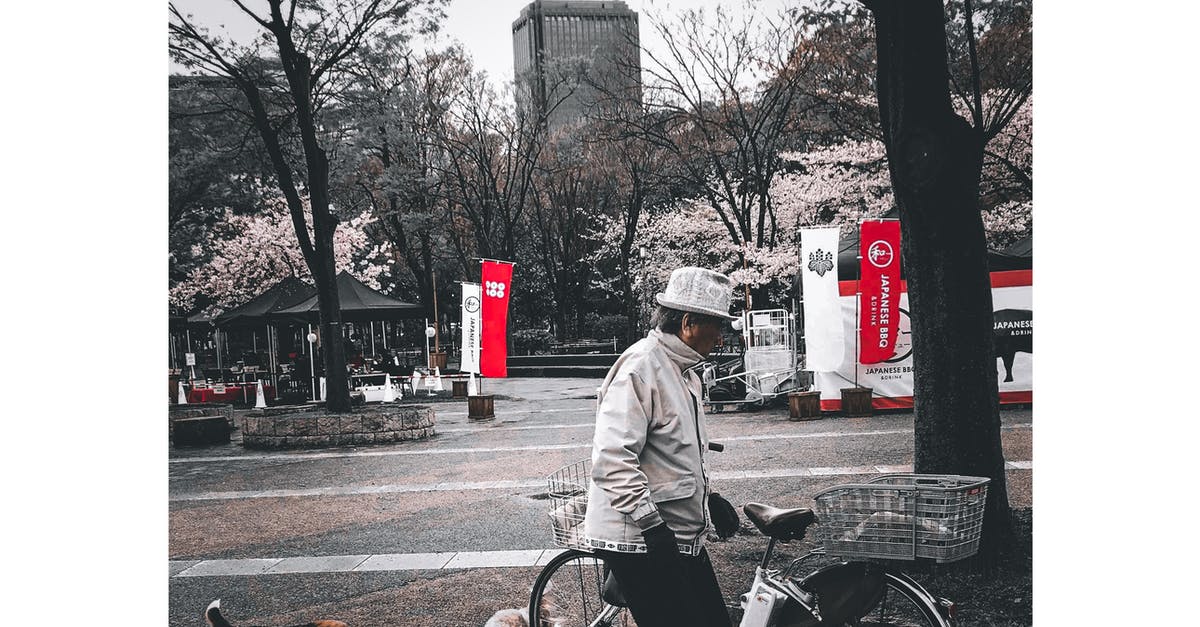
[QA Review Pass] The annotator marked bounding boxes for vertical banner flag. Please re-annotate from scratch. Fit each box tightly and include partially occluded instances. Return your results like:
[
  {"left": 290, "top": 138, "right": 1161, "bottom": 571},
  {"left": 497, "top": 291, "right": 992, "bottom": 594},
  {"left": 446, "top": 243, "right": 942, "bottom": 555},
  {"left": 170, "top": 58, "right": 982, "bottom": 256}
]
[
  {"left": 480, "top": 261, "right": 514, "bottom": 377},
  {"left": 460, "top": 282, "right": 482, "bottom": 374},
  {"left": 859, "top": 220, "right": 901, "bottom": 364},
  {"left": 800, "top": 228, "right": 844, "bottom": 371}
]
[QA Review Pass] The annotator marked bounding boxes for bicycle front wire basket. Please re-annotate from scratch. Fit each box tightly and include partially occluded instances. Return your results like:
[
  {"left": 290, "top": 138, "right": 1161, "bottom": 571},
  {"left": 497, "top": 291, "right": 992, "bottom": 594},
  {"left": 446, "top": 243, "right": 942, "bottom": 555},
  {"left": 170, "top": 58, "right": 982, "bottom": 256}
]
[
  {"left": 813, "top": 474, "right": 990, "bottom": 563},
  {"left": 547, "top": 459, "right": 591, "bottom": 550}
]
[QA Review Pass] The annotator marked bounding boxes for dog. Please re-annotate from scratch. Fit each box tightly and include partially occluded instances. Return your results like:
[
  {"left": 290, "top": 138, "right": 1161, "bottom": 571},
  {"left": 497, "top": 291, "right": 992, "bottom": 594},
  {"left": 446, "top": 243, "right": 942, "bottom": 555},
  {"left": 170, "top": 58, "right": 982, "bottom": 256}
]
[
  {"left": 205, "top": 599, "right": 348, "bottom": 627},
  {"left": 483, "top": 582, "right": 559, "bottom": 627}
]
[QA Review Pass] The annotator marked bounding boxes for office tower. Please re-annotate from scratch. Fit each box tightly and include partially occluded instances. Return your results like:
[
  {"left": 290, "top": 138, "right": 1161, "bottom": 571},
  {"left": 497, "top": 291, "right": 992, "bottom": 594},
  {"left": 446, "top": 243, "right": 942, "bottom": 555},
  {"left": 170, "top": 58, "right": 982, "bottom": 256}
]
[{"left": 512, "top": 1, "right": 641, "bottom": 129}]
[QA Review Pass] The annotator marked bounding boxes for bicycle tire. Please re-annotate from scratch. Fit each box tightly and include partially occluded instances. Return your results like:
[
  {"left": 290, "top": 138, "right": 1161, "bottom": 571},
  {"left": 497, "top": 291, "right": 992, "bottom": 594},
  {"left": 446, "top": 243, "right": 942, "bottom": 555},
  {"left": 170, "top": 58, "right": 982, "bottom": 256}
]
[
  {"left": 528, "top": 549, "right": 636, "bottom": 627},
  {"left": 774, "top": 572, "right": 946, "bottom": 627}
]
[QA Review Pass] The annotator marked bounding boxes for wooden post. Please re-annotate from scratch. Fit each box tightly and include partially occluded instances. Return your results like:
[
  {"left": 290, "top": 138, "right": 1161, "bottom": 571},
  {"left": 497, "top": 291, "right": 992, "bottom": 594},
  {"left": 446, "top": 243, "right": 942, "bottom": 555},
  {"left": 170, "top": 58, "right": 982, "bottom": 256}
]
[
  {"left": 840, "top": 387, "right": 874, "bottom": 417},
  {"left": 788, "top": 391, "right": 821, "bottom": 421},
  {"left": 468, "top": 394, "right": 495, "bottom": 421}
]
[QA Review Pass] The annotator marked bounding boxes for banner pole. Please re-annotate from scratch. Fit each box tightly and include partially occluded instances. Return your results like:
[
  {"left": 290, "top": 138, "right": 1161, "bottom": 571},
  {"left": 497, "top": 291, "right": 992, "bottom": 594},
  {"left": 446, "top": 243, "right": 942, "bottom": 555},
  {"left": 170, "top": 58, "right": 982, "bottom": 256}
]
[{"left": 855, "top": 251, "right": 861, "bottom": 390}]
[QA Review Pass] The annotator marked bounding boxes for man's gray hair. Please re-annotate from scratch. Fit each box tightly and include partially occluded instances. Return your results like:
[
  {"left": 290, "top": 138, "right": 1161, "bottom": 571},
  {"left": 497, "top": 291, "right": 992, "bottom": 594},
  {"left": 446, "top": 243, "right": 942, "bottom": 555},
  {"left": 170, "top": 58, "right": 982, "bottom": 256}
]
[
  {"left": 652, "top": 305, "right": 687, "bottom": 333},
  {"left": 652, "top": 305, "right": 722, "bottom": 334}
]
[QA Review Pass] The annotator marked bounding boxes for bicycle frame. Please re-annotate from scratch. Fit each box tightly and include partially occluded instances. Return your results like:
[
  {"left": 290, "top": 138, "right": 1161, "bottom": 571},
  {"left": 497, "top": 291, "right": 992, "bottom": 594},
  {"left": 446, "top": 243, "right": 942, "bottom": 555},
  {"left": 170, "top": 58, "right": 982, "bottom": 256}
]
[{"left": 737, "top": 540, "right": 953, "bottom": 627}]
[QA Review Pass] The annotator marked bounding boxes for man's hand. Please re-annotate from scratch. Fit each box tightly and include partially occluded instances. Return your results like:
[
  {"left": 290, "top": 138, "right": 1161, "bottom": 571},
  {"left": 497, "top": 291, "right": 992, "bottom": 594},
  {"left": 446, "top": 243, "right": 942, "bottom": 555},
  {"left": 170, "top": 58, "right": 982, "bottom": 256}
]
[
  {"left": 708, "top": 493, "right": 740, "bottom": 539},
  {"left": 642, "top": 522, "right": 679, "bottom": 554}
]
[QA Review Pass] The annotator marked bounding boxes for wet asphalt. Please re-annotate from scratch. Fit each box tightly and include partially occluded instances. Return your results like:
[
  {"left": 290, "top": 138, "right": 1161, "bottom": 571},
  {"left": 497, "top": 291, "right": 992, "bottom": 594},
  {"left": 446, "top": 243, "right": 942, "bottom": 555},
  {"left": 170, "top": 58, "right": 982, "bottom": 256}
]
[{"left": 168, "top": 377, "right": 1033, "bottom": 626}]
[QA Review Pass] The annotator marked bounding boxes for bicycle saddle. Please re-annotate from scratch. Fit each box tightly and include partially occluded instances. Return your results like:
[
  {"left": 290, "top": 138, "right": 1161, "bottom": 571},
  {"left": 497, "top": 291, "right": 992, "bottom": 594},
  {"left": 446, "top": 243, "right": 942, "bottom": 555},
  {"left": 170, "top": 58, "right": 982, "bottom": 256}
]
[{"left": 742, "top": 502, "right": 815, "bottom": 542}]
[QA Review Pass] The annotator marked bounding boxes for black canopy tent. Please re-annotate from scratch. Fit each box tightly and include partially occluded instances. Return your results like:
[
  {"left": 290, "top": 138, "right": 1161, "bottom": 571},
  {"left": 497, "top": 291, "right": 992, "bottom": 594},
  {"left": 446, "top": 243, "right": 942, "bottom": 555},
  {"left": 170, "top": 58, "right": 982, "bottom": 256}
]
[
  {"left": 179, "top": 273, "right": 425, "bottom": 395},
  {"left": 268, "top": 271, "right": 426, "bottom": 323},
  {"left": 208, "top": 276, "right": 316, "bottom": 382},
  {"left": 263, "top": 272, "right": 428, "bottom": 400},
  {"left": 213, "top": 276, "right": 314, "bottom": 328}
]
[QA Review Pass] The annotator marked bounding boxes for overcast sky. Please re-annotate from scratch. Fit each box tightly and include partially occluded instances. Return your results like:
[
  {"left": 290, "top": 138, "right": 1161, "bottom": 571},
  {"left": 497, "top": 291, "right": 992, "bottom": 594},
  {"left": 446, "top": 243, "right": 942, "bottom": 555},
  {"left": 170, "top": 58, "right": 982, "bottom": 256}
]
[{"left": 170, "top": 0, "right": 799, "bottom": 86}]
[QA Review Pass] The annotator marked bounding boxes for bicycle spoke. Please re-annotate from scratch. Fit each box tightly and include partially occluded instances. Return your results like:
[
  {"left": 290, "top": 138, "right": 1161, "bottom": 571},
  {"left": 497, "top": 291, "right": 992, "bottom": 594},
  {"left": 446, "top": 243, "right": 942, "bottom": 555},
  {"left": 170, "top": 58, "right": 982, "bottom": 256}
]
[
  {"left": 856, "top": 582, "right": 937, "bottom": 627},
  {"left": 531, "top": 551, "right": 637, "bottom": 627}
]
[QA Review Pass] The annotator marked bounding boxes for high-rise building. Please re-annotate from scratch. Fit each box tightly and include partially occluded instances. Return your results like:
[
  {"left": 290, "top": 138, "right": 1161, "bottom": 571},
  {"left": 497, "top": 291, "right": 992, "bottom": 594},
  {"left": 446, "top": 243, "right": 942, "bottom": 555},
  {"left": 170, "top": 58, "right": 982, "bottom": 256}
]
[{"left": 512, "top": 1, "right": 641, "bottom": 129}]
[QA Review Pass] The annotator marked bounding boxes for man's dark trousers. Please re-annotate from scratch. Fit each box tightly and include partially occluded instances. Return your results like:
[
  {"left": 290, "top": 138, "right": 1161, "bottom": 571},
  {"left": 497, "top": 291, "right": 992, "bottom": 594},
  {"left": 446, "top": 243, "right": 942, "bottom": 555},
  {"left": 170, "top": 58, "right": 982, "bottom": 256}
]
[{"left": 596, "top": 546, "right": 731, "bottom": 627}]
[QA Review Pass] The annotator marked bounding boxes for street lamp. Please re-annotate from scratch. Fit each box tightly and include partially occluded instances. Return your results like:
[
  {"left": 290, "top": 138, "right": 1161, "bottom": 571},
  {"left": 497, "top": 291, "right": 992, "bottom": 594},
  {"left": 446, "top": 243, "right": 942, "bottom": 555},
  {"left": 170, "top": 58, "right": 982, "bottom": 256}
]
[
  {"left": 424, "top": 322, "right": 436, "bottom": 369},
  {"left": 307, "top": 329, "right": 318, "bottom": 401}
]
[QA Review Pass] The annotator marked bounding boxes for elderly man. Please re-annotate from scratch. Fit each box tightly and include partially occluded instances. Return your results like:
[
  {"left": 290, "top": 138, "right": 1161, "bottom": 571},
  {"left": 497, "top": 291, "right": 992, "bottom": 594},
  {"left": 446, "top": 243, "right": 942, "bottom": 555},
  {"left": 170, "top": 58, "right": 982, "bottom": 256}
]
[{"left": 583, "top": 266, "right": 740, "bottom": 627}]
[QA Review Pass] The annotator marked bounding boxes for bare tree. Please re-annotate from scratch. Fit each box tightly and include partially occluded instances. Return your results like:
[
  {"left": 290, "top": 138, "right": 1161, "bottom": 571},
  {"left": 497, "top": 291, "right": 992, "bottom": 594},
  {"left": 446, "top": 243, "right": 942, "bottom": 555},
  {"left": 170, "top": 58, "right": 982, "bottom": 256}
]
[
  {"left": 630, "top": 3, "right": 817, "bottom": 306},
  {"left": 435, "top": 70, "right": 572, "bottom": 264},
  {"left": 339, "top": 41, "right": 469, "bottom": 316},
  {"left": 169, "top": 0, "right": 444, "bottom": 411}
]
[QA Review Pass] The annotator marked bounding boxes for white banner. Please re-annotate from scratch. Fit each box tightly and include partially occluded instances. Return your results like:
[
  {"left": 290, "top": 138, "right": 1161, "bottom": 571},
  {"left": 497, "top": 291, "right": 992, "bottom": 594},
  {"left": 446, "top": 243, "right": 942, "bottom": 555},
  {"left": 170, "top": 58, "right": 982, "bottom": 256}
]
[
  {"left": 813, "top": 275, "right": 1032, "bottom": 407},
  {"left": 800, "top": 228, "right": 844, "bottom": 371},
  {"left": 460, "top": 282, "right": 482, "bottom": 374}
]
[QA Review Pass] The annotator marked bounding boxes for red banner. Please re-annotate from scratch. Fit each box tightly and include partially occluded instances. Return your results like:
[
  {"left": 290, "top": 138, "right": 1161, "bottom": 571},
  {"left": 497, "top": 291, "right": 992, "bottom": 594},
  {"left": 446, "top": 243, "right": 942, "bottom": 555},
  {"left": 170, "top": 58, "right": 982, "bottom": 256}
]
[
  {"left": 859, "top": 220, "right": 901, "bottom": 364},
  {"left": 480, "top": 261, "right": 513, "bottom": 377}
]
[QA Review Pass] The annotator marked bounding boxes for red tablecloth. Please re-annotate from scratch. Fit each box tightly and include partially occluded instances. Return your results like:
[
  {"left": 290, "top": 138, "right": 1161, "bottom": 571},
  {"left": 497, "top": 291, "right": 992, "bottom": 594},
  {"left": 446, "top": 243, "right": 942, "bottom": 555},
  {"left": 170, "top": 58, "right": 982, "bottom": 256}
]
[{"left": 187, "top": 383, "right": 275, "bottom": 404}]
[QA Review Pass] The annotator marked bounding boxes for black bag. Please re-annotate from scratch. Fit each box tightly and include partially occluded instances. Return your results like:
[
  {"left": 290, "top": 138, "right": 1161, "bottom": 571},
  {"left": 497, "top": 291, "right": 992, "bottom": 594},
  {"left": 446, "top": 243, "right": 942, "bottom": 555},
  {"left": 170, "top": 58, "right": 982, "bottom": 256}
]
[{"left": 708, "top": 492, "right": 740, "bottom": 539}]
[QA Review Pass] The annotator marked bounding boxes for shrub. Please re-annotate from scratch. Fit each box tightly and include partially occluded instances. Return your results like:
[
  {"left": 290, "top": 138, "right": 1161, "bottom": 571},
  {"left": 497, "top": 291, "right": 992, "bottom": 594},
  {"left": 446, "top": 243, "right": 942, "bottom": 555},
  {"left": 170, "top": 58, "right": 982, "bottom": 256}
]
[
  {"left": 512, "top": 328, "right": 555, "bottom": 355},
  {"left": 584, "top": 313, "right": 629, "bottom": 343}
]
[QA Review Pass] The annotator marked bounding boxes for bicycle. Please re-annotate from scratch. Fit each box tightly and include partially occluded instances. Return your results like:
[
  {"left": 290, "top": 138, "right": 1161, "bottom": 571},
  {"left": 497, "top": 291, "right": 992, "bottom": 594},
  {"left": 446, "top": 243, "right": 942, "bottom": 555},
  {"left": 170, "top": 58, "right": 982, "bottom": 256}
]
[{"left": 529, "top": 459, "right": 988, "bottom": 627}]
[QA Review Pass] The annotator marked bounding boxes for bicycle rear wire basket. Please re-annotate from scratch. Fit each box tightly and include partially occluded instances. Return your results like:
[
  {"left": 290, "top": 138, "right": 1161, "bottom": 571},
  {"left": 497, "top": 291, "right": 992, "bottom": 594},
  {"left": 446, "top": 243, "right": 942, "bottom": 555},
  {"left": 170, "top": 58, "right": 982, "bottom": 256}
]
[
  {"left": 813, "top": 474, "right": 990, "bottom": 563},
  {"left": 547, "top": 459, "right": 591, "bottom": 550}
]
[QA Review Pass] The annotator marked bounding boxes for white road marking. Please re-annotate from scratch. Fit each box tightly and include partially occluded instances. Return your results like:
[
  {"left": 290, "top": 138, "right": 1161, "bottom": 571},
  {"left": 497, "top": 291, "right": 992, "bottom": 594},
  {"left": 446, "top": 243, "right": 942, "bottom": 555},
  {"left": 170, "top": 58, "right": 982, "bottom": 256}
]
[
  {"left": 170, "top": 460, "right": 1031, "bottom": 502},
  {"left": 172, "top": 550, "right": 559, "bottom": 577},
  {"left": 170, "top": 423, "right": 1031, "bottom": 464}
]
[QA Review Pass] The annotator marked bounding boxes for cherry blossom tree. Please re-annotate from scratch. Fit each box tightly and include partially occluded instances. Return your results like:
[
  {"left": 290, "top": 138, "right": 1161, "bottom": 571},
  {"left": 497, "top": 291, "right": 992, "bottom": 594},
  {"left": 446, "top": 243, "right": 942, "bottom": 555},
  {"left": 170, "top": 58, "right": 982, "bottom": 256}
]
[
  {"left": 169, "top": 196, "right": 388, "bottom": 317},
  {"left": 169, "top": 0, "right": 445, "bottom": 411}
]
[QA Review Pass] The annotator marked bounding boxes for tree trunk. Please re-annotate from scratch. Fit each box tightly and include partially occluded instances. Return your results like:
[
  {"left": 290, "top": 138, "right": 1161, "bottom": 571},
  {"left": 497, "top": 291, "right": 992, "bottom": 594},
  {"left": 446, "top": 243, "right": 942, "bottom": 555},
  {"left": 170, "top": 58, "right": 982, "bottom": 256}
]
[
  {"left": 866, "top": 0, "right": 1012, "bottom": 565},
  {"left": 313, "top": 261, "right": 351, "bottom": 412}
]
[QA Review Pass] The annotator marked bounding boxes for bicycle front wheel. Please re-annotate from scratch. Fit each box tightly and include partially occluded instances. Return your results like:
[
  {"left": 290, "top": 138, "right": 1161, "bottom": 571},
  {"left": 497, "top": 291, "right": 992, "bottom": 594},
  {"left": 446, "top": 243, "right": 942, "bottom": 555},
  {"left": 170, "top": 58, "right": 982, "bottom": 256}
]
[
  {"left": 776, "top": 572, "right": 946, "bottom": 627},
  {"left": 528, "top": 549, "right": 636, "bottom": 627}
]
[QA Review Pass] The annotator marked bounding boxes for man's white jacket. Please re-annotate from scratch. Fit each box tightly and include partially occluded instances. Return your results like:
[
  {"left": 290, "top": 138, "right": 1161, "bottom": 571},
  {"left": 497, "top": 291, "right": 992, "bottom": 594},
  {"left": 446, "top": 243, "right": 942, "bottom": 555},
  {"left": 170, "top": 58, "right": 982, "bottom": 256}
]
[{"left": 583, "top": 329, "right": 712, "bottom": 554}]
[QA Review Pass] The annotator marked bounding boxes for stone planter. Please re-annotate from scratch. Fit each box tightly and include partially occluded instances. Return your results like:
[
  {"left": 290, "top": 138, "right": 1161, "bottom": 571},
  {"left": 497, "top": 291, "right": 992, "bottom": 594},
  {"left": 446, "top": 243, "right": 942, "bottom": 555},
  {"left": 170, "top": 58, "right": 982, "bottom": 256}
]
[{"left": 241, "top": 404, "right": 435, "bottom": 449}]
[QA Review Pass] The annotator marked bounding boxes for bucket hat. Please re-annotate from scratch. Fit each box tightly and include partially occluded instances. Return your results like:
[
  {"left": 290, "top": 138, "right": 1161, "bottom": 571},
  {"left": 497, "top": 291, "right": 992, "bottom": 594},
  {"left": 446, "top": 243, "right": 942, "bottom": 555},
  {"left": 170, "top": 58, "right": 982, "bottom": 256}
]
[{"left": 655, "top": 267, "right": 738, "bottom": 321}]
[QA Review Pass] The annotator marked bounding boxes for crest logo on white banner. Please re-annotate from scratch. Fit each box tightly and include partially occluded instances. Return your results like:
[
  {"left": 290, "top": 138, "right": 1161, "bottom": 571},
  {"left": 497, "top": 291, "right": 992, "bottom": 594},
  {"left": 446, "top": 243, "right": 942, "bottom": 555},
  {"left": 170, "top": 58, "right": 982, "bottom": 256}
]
[
  {"left": 800, "top": 228, "right": 844, "bottom": 372},
  {"left": 460, "top": 282, "right": 482, "bottom": 374},
  {"left": 807, "top": 249, "right": 834, "bottom": 277}
]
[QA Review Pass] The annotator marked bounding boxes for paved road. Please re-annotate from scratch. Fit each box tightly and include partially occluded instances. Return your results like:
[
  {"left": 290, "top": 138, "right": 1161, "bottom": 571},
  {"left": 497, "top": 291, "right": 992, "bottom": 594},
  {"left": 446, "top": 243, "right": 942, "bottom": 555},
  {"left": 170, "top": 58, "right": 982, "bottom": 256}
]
[{"left": 168, "top": 378, "right": 1032, "bottom": 626}]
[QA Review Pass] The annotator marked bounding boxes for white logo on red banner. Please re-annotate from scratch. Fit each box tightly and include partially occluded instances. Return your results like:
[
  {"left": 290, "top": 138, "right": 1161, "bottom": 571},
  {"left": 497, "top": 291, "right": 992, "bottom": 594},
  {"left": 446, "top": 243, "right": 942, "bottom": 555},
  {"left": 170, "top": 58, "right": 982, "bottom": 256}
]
[
  {"left": 859, "top": 221, "right": 901, "bottom": 365},
  {"left": 867, "top": 240, "right": 894, "bottom": 268},
  {"left": 480, "top": 261, "right": 514, "bottom": 378}
]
